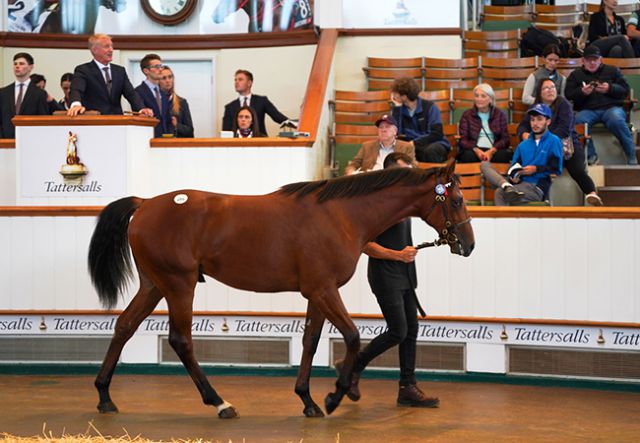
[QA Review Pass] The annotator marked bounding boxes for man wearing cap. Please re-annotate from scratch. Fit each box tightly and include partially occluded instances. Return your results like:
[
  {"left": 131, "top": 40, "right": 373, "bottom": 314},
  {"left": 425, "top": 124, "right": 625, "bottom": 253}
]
[
  {"left": 565, "top": 44, "right": 637, "bottom": 165},
  {"left": 344, "top": 114, "right": 416, "bottom": 175},
  {"left": 480, "top": 104, "right": 563, "bottom": 206},
  {"left": 390, "top": 77, "right": 450, "bottom": 163}
]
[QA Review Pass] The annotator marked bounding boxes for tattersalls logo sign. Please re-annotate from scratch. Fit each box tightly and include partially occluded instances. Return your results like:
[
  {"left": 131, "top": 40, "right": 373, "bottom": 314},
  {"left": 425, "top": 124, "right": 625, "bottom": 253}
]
[
  {"left": 385, "top": 1, "right": 417, "bottom": 26},
  {"left": 59, "top": 131, "right": 88, "bottom": 184},
  {"left": 45, "top": 131, "right": 102, "bottom": 193}
]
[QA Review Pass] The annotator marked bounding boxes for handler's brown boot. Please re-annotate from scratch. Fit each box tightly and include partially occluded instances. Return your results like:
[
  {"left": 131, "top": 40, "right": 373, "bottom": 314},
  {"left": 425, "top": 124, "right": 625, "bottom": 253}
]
[
  {"left": 334, "top": 359, "right": 361, "bottom": 402},
  {"left": 397, "top": 384, "right": 439, "bottom": 408}
]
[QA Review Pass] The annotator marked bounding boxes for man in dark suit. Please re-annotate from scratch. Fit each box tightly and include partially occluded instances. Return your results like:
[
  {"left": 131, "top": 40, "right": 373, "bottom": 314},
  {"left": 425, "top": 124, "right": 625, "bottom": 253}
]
[
  {"left": 0, "top": 52, "right": 48, "bottom": 138},
  {"left": 67, "top": 34, "right": 152, "bottom": 117},
  {"left": 134, "top": 53, "right": 173, "bottom": 138},
  {"left": 221, "top": 69, "right": 291, "bottom": 136}
]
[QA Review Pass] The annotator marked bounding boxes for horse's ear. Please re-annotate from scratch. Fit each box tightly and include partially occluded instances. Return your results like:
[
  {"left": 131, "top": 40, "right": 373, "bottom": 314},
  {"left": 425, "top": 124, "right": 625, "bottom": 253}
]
[{"left": 444, "top": 157, "right": 456, "bottom": 179}]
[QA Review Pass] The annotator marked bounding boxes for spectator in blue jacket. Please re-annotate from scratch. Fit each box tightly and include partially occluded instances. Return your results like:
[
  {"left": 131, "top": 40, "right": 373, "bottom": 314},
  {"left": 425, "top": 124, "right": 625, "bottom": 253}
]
[
  {"left": 481, "top": 104, "right": 563, "bottom": 206},
  {"left": 390, "top": 77, "right": 450, "bottom": 162}
]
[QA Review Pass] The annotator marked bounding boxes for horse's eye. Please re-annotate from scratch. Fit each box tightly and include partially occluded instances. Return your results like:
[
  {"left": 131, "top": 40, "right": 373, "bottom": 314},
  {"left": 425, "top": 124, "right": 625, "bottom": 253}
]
[{"left": 451, "top": 198, "right": 463, "bottom": 209}]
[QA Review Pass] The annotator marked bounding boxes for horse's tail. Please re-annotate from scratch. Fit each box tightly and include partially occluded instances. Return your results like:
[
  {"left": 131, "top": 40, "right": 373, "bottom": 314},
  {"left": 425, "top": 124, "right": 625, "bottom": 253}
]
[{"left": 88, "top": 196, "right": 144, "bottom": 310}]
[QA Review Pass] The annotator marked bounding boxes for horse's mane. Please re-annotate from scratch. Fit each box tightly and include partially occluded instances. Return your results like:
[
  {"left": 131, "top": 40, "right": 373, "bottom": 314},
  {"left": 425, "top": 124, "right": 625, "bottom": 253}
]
[{"left": 279, "top": 167, "right": 441, "bottom": 203}]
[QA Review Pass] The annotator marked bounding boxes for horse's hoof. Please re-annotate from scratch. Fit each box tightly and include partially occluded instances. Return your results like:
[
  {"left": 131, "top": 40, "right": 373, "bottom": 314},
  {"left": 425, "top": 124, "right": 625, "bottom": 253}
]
[
  {"left": 303, "top": 404, "right": 325, "bottom": 418},
  {"left": 218, "top": 406, "right": 238, "bottom": 419},
  {"left": 97, "top": 401, "right": 119, "bottom": 414},
  {"left": 324, "top": 393, "right": 341, "bottom": 415}
]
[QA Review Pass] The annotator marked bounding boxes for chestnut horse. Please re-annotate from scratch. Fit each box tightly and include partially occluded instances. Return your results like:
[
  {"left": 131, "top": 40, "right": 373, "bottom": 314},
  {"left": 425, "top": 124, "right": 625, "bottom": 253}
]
[{"left": 88, "top": 159, "right": 474, "bottom": 419}]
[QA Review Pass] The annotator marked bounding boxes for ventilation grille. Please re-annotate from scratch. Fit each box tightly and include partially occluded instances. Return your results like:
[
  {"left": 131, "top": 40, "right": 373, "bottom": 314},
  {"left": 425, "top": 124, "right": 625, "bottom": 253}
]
[
  {"left": 332, "top": 340, "right": 464, "bottom": 371},
  {"left": 0, "top": 336, "right": 110, "bottom": 362},
  {"left": 509, "top": 347, "right": 640, "bottom": 380},
  {"left": 160, "top": 337, "right": 290, "bottom": 365}
]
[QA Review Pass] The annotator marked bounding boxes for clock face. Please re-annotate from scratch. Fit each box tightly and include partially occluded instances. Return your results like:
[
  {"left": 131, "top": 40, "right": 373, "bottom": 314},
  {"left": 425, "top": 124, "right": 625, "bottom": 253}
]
[{"left": 141, "top": 0, "right": 197, "bottom": 25}]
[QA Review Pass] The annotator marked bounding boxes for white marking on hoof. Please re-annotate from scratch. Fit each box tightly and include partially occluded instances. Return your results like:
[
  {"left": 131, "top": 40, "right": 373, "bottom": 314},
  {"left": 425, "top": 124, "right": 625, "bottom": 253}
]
[
  {"left": 217, "top": 400, "right": 233, "bottom": 413},
  {"left": 174, "top": 194, "right": 188, "bottom": 204}
]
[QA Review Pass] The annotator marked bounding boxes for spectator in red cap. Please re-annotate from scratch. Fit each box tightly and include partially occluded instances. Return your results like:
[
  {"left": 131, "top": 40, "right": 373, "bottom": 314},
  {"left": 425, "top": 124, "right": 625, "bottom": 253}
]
[{"left": 344, "top": 114, "right": 416, "bottom": 175}]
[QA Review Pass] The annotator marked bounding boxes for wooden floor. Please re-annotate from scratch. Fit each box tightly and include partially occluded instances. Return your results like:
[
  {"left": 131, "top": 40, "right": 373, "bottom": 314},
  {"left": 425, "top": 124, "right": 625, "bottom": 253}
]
[{"left": 1, "top": 374, "right": 639, "bottom": 442}]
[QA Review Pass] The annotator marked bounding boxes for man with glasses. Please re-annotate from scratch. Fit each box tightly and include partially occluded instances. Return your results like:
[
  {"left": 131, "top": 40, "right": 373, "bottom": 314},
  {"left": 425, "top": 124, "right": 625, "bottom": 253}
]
[
  {"left": 135, "top": 54, "right": 173, "bottom": 137},
  {"left": 566, "top": 45, "right": 638, "bottom": 165},
  {"left": 68, "top": 34, "right": 151, "bottom": 117}
]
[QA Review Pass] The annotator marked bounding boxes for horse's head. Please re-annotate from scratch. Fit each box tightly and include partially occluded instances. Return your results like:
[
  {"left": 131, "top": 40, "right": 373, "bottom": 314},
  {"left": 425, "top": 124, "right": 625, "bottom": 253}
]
[{"left": 419, "top": 159, "right": 475, "bottom": 257}]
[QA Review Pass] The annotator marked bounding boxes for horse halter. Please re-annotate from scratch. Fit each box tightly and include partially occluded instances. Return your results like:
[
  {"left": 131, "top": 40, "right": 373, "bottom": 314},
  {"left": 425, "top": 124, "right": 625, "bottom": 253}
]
[{"left": 416, "top": 175, "right": 472, "bottom": 250}]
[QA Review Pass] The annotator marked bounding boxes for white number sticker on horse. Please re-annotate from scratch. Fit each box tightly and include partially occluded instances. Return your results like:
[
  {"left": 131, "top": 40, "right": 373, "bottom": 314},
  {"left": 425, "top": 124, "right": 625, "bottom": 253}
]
[
  {"left": 435, "top": 184, "right": 447, "bottom": 195},
  {"left": 174, "top": 194, "right": 188, "bottom": 204}
]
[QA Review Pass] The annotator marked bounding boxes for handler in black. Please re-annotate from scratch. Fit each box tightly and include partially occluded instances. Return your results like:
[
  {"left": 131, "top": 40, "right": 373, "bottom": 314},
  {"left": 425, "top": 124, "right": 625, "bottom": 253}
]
[{"left": 337, "top": 151, "right": 439, "bottom": 408}]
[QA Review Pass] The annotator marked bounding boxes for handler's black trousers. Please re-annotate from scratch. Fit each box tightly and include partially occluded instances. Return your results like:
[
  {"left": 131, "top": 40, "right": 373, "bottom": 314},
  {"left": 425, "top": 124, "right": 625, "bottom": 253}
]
[{"left": 354, "top": 288, "right": 419, "bottom": 386}]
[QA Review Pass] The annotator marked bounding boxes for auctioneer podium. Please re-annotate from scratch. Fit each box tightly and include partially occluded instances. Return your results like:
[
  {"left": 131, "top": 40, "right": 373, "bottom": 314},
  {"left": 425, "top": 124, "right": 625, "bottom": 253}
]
[{"left": 13, "top": 115, "right": 157, "bottom": 206}]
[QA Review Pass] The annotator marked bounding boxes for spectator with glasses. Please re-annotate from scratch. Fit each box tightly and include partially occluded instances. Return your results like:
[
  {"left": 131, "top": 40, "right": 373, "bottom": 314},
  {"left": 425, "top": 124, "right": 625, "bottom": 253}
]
[
  {"left": 519, "top": 78, "right": 603, "bottom": 206},
  {"left": 135, "top": 53, "right": 173, "bottom": 137},
  {"left": 159, "top": 66, "right": 194, "bottom": 138},
  {"left": 522, "top": 44, "right": 566, "bottom": 105}
]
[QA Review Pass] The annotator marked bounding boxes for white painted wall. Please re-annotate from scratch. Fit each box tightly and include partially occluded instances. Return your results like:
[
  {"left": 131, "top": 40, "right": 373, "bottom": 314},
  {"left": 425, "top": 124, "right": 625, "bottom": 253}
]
[{"left": 1, "top": 215, "right": 638, "bottom": 323}]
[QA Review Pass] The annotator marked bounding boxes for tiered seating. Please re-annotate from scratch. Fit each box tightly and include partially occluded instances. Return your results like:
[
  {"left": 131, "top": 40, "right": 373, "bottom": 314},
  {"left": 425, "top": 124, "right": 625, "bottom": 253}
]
[
  {"left": 533, "top": 3, "right": 585, "bottom": 35},
  {"left": 480, "top": 56, "right": 537, "bottom": 89},
  {"left": 363, "top": 57, "right": 423, "bottom": 91},
  {"left": 463, "top": 30, "right": 520, "bottom": 58},
  {"left": 480, "top": 4, "right": 533, "bottom": 31},
  {"left": 509, "top": 87, "right": 529, "bottom": 123},
  {"left": 331, "top": 90, "right": 391, "bottom": 125},
  {"left": 424, "top": 57, "right": 479, "bottom": 91},
  {"left": 329, "top": 90, "right": 392, "bottom": 173},
  {"left": 418, "top": 89, "right": 453, "bottom": 125}
]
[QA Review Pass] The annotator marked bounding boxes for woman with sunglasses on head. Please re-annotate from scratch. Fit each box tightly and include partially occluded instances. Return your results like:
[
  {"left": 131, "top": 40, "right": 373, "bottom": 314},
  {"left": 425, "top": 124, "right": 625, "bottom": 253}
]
[
  {"left": 518, "top": 78, "right": 602, "bottom": 206},
  {"left": 522, "top": 44, "right": 566, "bottom": 105},
  {"left": 159, "top": 66, "right": 194, "bottom": 138}
]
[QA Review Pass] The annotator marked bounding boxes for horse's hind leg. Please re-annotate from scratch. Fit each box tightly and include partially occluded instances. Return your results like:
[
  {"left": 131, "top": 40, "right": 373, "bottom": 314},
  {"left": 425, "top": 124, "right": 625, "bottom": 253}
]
[
  {"left": 163, "top": 281, "right": 238, "bottom": 419},
  {"left": 95, "top": 273, "right": 162, "bottom": 413},
  {"left": 294, "top": 302, "right": 326, "bottom": 418}
]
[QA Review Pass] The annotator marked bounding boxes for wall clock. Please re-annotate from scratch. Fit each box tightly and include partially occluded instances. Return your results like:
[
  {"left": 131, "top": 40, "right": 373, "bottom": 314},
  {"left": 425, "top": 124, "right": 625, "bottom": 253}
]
[{"left": 141, "top": 0, "right": 198, "bottom": 25}]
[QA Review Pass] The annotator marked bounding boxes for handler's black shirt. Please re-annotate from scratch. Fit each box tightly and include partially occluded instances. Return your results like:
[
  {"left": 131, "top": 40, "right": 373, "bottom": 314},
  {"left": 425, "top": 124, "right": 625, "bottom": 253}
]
[{"left": 367, "top": 218, "right": 417, "bottom": 294}]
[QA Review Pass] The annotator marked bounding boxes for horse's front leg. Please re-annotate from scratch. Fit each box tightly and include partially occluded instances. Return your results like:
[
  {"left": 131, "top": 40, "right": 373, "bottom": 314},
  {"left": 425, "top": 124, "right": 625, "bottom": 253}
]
[
  {"left": 294, "top": 302, "right": 326, "bottom": 418},
  {"left": 311, "top": 288, "right": 360, "bottom": 415}
]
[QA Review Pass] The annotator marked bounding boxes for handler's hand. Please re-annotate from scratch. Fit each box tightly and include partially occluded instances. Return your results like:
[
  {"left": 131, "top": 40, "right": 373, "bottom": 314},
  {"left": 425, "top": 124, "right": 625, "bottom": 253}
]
[
  {"left": 521, "top": 165, "right": 537, "bottom": 176},
  {"left": 397, "top": 246, "right": 417, "bottom": 263}
]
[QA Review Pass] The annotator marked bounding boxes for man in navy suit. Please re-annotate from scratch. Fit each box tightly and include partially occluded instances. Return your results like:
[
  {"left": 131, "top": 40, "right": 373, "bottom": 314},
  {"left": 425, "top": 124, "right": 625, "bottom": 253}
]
[
  {"left": 134, "top": 53, "right": 173, "bottom": 137},
  {"left": 67, "top": 34, "right": 152, "bottom": 118},
  {"left": 0, "top": 52, "right": 48, "bottom": 138},
  {"left": 221, "top": 69, "right": 292, "bottom": 136}
]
